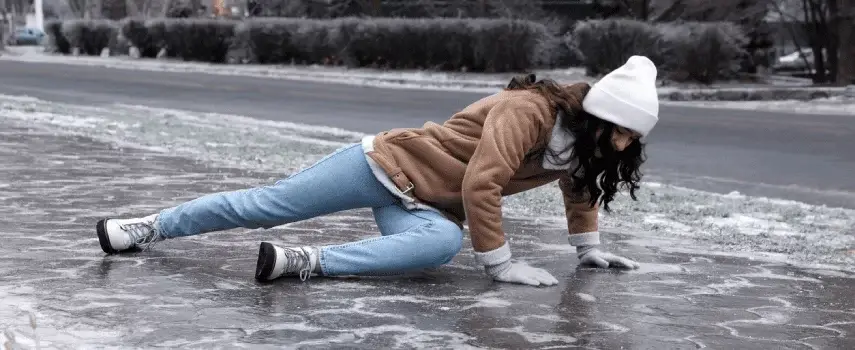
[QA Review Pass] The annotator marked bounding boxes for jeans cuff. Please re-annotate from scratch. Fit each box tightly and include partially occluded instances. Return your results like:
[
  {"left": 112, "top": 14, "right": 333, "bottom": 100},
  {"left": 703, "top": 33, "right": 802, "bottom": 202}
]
[
  {"left": 153, "top": 210, "right": 172, "bottom": 239},
  {"left": 318, "top": 247, "right": 330, "bottom": 276}
]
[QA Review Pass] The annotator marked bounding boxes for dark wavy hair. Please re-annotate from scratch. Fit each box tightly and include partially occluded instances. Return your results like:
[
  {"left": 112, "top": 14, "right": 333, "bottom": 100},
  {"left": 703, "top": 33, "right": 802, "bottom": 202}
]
[{"left": 505, "top": 74, "right": 646, "bottom": 212}]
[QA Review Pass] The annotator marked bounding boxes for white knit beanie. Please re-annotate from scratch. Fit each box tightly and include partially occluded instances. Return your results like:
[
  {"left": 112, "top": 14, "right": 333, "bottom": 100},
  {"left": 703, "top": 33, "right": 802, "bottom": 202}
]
[{"left": 582, "top": 55, "right": 659, "bottom": 137}]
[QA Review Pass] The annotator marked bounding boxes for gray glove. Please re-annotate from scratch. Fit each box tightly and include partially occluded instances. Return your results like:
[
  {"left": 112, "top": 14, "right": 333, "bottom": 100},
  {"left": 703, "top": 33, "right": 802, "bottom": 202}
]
[
  {"left": 570, "top": 232, "right": 640, "bottom": 269},
  {"left": 474, "top": 242, "right": 559, "bottom": 287},
  {"left": 485, "top": 260, "right": 559, "bottom": 286},
  {"left": 576, "top": 245, "right": 640, "bottom": 269}
]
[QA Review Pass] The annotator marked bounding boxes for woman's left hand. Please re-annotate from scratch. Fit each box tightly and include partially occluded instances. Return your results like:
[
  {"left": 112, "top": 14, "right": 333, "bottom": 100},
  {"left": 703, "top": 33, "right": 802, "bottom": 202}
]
[{"left": 577, "top": 246, "right": 640, "bottom": 269}]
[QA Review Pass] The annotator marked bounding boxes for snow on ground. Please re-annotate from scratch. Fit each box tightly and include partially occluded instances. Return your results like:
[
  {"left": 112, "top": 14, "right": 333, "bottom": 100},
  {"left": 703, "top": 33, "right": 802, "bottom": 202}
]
[
  {"left": 2, "top": 94, "right": 853, "bottom": 272},
  {"left": 666, "top": 96, "right": 855, "bottom": 116},
  {"left": 5, "top": 45, "right": 854, "bottom": 117},
  {"left": 507, "top": 184, "right": 855, "bottom": 271}
]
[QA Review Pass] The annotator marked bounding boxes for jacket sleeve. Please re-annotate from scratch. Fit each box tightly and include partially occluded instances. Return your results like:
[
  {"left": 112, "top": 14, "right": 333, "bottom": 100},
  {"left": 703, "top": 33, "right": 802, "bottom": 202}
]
[
  {"left": 462, "top": 98, "right": 545, "bottom": 253},
  {"left": 558, "top": 173, "right": 600, "bottom": 239}
]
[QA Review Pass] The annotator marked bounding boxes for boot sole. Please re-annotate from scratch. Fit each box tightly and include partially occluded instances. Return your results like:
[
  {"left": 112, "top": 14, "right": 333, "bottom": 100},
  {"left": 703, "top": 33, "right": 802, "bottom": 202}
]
[
  {"left": 96, "top": 219, "right": 119, "bottom": 254},
  {"left": 255, "top": 242, "right": 276, "bottom": 282}
]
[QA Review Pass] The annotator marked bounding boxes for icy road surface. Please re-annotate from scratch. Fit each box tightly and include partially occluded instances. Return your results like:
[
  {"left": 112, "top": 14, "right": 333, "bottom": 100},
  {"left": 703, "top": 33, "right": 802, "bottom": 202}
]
[{"left": 1, "top": 97, "right": 854, "bottom": 348}]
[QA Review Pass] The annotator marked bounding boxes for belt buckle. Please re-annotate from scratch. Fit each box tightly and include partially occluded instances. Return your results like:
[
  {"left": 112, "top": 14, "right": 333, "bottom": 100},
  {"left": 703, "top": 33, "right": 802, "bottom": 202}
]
[{"left": 401, "top": 182, "right": 415, "bottom": 194}]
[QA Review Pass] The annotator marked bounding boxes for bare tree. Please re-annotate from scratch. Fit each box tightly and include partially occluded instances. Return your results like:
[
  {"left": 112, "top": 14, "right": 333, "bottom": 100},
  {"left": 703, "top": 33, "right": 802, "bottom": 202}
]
[
  {"left": 318, "top": 0, "right": 378, "bottom": 17},
  {"left": 769, "top": 0, "right": 841, "bottom": 83},
  {"left": 593, "top": 0, "right": 773, "bottom": 74},
  {"left": 596, "top": 0, "right": 652, "bottom": 19},
  {"left": 66, "top": 0, "right": 92, "bottom": 18},
  {"left": 1, "top": 2, "right": 6, "bottom": 51},
  {"left": 839, "top": 0, "right": 855, "bottom": 84},
  {"left": 487, "top": 0, "right": 547, "bottom": 19}
]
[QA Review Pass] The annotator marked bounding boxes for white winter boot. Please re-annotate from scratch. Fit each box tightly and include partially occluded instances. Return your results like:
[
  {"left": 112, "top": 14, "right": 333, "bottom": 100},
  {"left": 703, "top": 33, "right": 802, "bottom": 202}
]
[
  {"left": 96, "top": 214, "right": 165, "bottom": 254},
  {"left": 255, "top": 242, "right": 319, "bottom": 282}
]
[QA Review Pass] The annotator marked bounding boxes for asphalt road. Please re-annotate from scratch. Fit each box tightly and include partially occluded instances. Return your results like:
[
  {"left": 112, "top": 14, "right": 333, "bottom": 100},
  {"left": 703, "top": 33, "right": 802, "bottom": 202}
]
[
  {"left": 3, "top": 123, "right": 854, "bottom": 348},
  {"left": 1, "top": 60, "right": 853, "bottom": 208}
]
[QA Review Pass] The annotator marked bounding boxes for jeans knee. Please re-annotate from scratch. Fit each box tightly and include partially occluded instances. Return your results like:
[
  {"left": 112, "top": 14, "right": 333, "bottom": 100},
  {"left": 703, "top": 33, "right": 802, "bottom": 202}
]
[{"left": 426, "top": 220, "right": 463, "bottom": 263}]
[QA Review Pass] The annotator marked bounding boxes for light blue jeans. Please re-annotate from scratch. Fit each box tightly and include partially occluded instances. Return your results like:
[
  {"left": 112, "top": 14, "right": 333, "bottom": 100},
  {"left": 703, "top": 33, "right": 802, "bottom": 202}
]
[{"left": 156, "top": 143, "right": 464, "bottom": 276}]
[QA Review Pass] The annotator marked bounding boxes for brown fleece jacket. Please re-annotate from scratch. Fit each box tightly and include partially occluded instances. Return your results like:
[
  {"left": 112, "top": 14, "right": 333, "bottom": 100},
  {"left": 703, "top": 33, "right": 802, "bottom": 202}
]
[{"left": 364, "top": 83, "right": 598, "bottom": 253}]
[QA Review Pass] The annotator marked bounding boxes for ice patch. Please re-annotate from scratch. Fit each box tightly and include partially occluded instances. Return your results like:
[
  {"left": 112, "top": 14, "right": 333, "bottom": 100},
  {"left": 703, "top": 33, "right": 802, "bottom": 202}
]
[
  {"left": 463, "top": 296, "right": 513, "bottom": 310},
  {"left": 704, "top": 214, "right": 798, "bottom": 237},
  {"left": 576, "top": 293, "right": 597, "bottom": 302},
  {"left": 737, "top": 267, "right": 823, "bottom": 283},
  {"left": 265, "top": 321, "right": 477, "bottom": 348},
  {"left": 643, "top": 214, "right": 694, "bottom": 232},
  {"left": 0, "top": 94, "right": 363, "bottom": 175},
  {"left": 73, "top": 291, "right": 150, "bottom": 301},
  {"left": 2, "top": 93, "right": 854, "bottom": 272},
  {"left": 0, "top": 285, "right": 122, "bottom": 349},
  {"left": 505, "top": 181, "right": 855, "bottom": 271},
  {"left": 492, "top": 326, "right": 577, "bottom": 344},
  {"left": 627, "top": 262, "right": 686, "bottom": 274},
  {"left": 349, "top": 325, "right": 475, "bottom": 348}
]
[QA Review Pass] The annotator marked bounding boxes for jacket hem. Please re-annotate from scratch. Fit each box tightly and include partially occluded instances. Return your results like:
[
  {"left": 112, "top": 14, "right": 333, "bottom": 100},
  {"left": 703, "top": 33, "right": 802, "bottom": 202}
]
[{"left": 361, "top": 136, "right": 442, "bottom": 214}]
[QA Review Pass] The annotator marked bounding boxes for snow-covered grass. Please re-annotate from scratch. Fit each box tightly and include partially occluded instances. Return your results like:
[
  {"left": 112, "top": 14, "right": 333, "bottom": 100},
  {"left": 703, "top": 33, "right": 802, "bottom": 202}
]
[
  {"left": 507, "top": 183, "right": 855, "bottom": 271},
  {"left": 666, "top": 96, "right": 855, "bottom": 116},
  {"left": 2, "top": 94, "right": 853, "bottom": 272}
]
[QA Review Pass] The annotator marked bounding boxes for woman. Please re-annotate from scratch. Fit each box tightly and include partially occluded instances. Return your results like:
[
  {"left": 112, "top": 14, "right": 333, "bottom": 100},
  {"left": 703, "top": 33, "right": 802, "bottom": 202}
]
[{"left": 95, "top": 55, "right": 659, "bottom": 287}]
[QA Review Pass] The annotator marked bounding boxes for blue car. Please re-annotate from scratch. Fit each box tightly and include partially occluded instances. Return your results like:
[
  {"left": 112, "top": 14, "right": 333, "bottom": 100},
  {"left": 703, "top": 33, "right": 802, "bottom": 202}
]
[{"left": 10, "top": 27, "right": 46, "bottom": 46}]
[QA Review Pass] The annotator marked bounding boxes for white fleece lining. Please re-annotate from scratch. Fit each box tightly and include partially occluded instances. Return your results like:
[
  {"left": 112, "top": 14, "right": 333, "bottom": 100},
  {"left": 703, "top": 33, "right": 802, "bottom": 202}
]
[
  {"left": 361, "top": 136, "right": 442, "bottom": 214},
  {"left": 568, "top": 231, "right": 601, "bottom": 246},
  {"left": 542, "top": 112, "right": 576, "bottom": 170},
  {"left": 473, "top": 241, "right": 512, "bottom": 266}
]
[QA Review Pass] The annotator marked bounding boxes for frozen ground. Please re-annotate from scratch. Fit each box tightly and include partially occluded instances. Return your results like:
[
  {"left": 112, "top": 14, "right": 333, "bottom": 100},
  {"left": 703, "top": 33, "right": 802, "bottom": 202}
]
[
  {"left": 2, "top": 94, "right": 853, "bottom": 271},
  {"left": 4, "top": 45, "right": 853, "bottom": 117},
  {"left": 2, "top": 95, "right": 855, "bottom": 348}
]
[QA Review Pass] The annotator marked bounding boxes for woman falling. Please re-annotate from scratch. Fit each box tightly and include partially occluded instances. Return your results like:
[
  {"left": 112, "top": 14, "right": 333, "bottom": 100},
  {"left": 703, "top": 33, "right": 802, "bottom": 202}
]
[{"left": 95, "top": 56, "right": 658, "bottom": 287}]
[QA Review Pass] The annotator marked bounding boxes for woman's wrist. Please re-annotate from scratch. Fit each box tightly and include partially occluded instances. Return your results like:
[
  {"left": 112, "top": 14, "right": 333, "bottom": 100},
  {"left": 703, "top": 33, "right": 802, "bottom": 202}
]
[{"left": 568, "top": 231, "right": 600, "bottom": 246}]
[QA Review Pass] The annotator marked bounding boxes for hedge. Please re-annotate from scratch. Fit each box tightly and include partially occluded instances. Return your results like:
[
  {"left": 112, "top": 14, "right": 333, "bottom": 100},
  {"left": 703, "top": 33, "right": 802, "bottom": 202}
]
[
  {"left": 573, "top": 19, "right": 748, "bottom": 84},
  {"left": 227, "top": 18, "right": 343, "bottom": 65},
  {"left": 572, "top": 19, "right": 665, "bottom": 76},
  {"left": 535, "top": 32, "right": 584, "bottom": 69},
  {"left": 46, "top": 17, "right": 550, "bottom": 72},
  {"left": 44, "top": 19, "right": 120, "bottom": 56},
  {"left": 658, "top": 21, "right": 748, "bottom": 84},
  {"left": 158, "top": 19, "right": 237, "bottom": 62},
  {"left": 43, "top": 17, "right": 748, "bottom": 82},
  {"left": 231, "top": 17, "right": 551, "bottom": 72},
  {"left": 43, "top": 20, "right": 71, "bottom": 54}
]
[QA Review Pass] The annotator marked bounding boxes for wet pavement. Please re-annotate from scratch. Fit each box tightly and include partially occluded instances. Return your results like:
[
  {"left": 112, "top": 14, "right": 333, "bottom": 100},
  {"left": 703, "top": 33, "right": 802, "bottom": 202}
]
[{"left": 2, "top": 124, "right": 855, "bottom": 349}]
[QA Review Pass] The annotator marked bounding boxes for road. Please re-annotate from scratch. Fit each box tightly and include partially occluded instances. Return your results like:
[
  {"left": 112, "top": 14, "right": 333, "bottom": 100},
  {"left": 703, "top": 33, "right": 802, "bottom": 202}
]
[
  {"left": 1, "top": 60, "right": 853, "bottom": 208},
  {"left": 2, "top": 122, "right": 853, "bottom": 348}
]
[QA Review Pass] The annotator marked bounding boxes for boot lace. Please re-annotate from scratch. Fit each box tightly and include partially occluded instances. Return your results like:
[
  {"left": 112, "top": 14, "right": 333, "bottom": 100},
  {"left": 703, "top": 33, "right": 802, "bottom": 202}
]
[
  {"left": 119, "top": 221, "right": 164, "bottom": 251},
  {"left": 281, "top": 247, "right": 313, "bottom": 281}
]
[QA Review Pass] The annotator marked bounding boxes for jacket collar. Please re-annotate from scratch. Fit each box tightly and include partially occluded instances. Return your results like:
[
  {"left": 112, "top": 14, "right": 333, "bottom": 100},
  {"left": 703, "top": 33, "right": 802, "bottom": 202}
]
[
  {"left": 542, "top": 111, "right": 576, "bottom": 170},
  {"left": 541, "top": 82, "right": 591, "bottom": 171}
]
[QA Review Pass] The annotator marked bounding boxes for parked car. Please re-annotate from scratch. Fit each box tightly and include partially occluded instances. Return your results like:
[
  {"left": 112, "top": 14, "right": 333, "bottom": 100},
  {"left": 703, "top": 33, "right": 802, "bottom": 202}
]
[
  {"left": 773, "top": 48, "right": 831, "bottom": 71},
  {"left": 773, "top": 49, "right": 814, "bottom": 71},
  {"left": 8, "top": 27, "right": 45, "bottom": 46}
]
